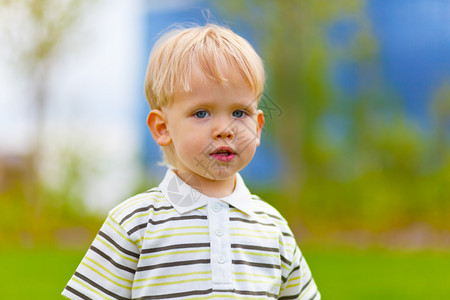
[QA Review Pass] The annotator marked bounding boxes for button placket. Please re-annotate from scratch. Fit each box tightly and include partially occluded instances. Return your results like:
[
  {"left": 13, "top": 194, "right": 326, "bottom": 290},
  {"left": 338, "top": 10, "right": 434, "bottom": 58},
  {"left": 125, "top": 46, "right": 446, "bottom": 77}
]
[
  {"left": 212, "top": 203, "right": 222, "bottom": 213},
  {"left": 215, "top": 228, "right": 224, "bottom": 236},
  {"left": 217, "top": 255, "right": 226, "bottom": 264},
  {"left": 208, "top": 200, "right": 232, "bottom": 288}
]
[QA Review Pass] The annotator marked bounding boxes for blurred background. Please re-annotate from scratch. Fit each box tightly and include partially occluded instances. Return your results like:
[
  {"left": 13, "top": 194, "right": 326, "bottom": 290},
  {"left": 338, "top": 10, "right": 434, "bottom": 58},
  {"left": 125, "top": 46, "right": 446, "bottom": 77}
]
[{"left": 0, "top": 0, "right": 449, "bottom": 299}]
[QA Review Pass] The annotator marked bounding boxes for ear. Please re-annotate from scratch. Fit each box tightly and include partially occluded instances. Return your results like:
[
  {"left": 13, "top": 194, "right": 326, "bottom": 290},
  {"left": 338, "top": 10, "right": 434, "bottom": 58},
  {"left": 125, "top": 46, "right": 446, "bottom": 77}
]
[
  {"left": 255, "top": 109, "right": 265, "bottom": 147},
  {"left": 147, "top": 110, "right": 171, "bottom": 146}
]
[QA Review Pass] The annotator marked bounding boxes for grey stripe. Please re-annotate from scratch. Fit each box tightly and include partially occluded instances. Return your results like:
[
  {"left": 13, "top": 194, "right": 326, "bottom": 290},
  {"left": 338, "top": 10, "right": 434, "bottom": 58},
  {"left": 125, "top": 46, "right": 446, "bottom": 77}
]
[
  {"left": 128, "top": 215, "right": 207, "bottom": 235},
  {"left": 231, "top": 243, "right": 279, "bottom": 253},
  {"left": 254, "top": 211, "right": 284, "bottom": 221},
  {"left": 137, "top": 259, "right": 210, "bottom": 272},
  {"left": 98, "top": 231, "right": 140, "bottom": 259},
  {"left": 279, "top": 294, "right": 301, "bottom": 300},
  {"left": 278, "top": 277, "right": 316, "bottom": 300},
  {"left": 135, "top": 288, "right": 278, "bottom": 300},
  {"left": 280, "top": 254, "right": 291, "bottom": 266},
  {"left": 141, "top": 242, "right": 210, "bottom": 254},
  {"left": 90, "top": 246, "right": 136, "bottom": 274},
  {"left": 74, "top": 272, "right": 129, "bottom": 300},
  {"left": 286, "top": 265, "right": 300, "bottom": 281},
  {"left": 119, "top": 204, "right": 174, "bottom": 225},
  {"left": 299, "top": 276, "right": 313, "bottom": 296},
  {"left": 282, "top": 264, "right": 301, "bottom": 284},
  {"left": 220, "top": 289, "right": 278, "bottom": 298},
  {"left": 232, "top": 260, "right": 281, "bottom": 270},
  {"left": 135, "top": 288, "right": 213, "bottom": 300},
  {"left": 65, "top": 285, "right": 93, "bottom": 300},
  {"left": 230, "top": 217, "right": 277, "bottom": 227},
  {"left": 282, "top": 231, "right": 293, "bottom": 237}
]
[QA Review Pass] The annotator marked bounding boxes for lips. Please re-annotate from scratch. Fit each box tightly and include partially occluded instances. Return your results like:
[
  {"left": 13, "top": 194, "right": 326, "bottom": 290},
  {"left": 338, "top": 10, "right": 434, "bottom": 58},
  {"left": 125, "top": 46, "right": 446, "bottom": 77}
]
[{"left": 209, "top": 146, "right": 236, "bottom": 162}]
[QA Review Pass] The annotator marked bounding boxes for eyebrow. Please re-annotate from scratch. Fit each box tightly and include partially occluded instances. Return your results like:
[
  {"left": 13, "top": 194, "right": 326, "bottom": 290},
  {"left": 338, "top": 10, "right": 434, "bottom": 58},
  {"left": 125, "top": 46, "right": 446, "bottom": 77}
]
[{"left": 237, "top": 104, "right": 257, "bottom": 114}]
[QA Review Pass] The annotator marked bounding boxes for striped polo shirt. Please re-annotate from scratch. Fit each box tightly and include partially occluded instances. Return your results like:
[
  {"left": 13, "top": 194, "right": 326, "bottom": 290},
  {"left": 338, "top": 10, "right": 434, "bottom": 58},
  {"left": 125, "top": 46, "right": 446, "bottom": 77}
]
[{"left": 62, "top": 169, "right": 320, "bottom": 299}]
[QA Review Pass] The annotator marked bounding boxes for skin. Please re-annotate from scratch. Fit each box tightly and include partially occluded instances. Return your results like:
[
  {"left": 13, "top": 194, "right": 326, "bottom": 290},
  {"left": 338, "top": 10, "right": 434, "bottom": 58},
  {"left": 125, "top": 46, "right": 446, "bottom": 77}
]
[{"left": 147, "top": 67, "right": 264, "bottom": 198}]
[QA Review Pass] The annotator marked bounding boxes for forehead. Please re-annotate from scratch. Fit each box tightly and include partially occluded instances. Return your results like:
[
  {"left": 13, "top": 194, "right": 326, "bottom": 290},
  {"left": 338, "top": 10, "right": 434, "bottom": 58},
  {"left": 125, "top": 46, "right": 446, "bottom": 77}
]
[
  {"left": 169, "top": 68, "right": 258, "bottom": 109},
  {"left": 190, "top": 65, "right": 249, "bottom": 91}
]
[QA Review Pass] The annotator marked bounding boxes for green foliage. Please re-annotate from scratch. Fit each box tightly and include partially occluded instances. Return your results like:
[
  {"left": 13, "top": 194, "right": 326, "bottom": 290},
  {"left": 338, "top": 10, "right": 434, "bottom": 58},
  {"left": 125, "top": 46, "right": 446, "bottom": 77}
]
[{"left": 217, "top": 1, "right": 450, "bottom": 233}]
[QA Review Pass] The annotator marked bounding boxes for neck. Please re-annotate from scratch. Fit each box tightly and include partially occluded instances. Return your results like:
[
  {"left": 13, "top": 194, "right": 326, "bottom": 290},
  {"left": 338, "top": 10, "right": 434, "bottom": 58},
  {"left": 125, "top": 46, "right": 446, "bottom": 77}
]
[{"left": 174, "top": 170, "right": 236, "bottom": 198}]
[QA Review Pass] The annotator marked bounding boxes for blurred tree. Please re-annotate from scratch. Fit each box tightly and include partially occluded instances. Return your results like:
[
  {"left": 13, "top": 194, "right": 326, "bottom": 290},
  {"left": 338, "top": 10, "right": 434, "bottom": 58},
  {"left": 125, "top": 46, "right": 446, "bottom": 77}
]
[
  {"left": 0, "top": 0, "right": 99, "bottom": 244},
  {"left": 431, "top": 80, "right": 450, "bottom": 162},
  {"left": 1, "top": 0, "right": 91, "bottom": 192}
]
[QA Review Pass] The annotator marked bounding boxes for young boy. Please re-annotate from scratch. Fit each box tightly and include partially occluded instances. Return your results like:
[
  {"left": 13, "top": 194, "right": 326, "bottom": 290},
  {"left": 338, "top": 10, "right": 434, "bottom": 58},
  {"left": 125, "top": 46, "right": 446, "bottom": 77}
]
[{"left": 63, "top": 24, "right": 320, "bottom": 300}]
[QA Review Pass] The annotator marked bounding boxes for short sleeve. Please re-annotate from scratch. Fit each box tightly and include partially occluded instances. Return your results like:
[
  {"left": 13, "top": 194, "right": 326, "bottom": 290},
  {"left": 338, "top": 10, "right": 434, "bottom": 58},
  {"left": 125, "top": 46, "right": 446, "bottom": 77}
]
[
  {"left": 62, "top": 214, "right": 140, "bottom": 300},
  {"left": 278, "top": 245, "right": 320, "bottom": 300}
]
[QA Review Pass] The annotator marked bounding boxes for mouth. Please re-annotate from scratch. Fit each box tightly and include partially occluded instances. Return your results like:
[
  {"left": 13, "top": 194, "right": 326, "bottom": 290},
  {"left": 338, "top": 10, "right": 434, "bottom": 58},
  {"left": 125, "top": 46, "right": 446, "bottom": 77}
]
[{"left": 209, "top": 146, "right": 236, "bottom": 162}]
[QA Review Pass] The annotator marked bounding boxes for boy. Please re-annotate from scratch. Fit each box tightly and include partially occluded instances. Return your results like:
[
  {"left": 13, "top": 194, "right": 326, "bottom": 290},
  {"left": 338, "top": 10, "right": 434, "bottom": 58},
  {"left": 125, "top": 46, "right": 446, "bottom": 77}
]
[{"left": 63, "top": 24, "right": 320, "bottom": 299}]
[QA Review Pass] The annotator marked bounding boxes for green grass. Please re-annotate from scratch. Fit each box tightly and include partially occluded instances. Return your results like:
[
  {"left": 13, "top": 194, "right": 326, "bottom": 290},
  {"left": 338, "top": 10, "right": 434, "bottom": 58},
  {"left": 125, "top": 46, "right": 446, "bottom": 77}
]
[
  {"left": 304, "top": 246, "right": 450, "bottom": 299},
  {"left": 0, "top": 246, "right": 87, "bottom": 299},
  {"left": 0, "top": 245, "right": 449, "bottom": 299}
]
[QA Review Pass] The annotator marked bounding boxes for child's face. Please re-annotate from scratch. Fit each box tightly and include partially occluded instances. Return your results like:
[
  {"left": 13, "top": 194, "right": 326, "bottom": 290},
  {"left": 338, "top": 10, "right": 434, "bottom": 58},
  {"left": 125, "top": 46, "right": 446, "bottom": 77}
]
[{"left": 153, "top": 68, "right": 264, "bottom": 184}]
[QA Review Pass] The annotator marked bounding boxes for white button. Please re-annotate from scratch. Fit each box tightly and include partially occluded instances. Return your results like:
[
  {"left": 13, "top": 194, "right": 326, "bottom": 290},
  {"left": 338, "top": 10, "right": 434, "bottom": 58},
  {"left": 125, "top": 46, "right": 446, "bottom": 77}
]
[
  {"left": 212, "top": 203, "right": 221, "bottom": 212},
  {"left": 217, "top": 255, "right": 226, "bottom": 264},
  {"left": 215, "top": 228, "right": 224, "bottom": 236}
]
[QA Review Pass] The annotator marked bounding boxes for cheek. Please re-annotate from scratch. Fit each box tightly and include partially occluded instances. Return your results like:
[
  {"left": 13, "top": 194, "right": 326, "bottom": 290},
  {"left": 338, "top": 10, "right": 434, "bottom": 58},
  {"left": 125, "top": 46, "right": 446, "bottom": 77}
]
[
  {"left": 238, "top": 120, "right": 260, "bottom": 143},
  {"left": 175, "top": 132, "right": 208, "bottom": 158}
]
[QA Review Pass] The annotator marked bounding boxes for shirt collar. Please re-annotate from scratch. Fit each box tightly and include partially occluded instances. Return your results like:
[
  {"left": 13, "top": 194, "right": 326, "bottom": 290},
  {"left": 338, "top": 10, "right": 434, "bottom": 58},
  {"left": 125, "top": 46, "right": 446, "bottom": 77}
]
[{"left": 159, "top": 169, "right": 254, "bottom": 216}]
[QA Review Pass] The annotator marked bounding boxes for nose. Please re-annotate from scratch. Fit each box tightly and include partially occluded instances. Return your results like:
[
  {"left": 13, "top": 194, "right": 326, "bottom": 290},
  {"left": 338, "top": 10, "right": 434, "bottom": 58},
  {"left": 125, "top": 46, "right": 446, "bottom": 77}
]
[
  {"left": 214, "top": 118, "right": 234, "bottom": 140},
  {"left": 215, "top": 127, "right": 234, "bottom": 139}
]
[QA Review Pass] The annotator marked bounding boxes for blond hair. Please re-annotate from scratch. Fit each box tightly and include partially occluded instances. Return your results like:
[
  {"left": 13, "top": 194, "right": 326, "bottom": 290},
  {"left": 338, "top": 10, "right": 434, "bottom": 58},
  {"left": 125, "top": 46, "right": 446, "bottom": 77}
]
[
  {"left": 144, "top": 24, "right": 265, "bottom": 109},
  {"left": 144, "top": 24, "right": 266, "bottom": 166}
]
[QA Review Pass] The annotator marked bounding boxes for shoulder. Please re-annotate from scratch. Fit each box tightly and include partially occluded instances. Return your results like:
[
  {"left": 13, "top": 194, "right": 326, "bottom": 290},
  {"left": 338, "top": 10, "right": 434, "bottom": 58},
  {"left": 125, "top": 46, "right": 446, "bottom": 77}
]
[
  {"left": 107, "top": 187, "right": 173, "bottom": 228},
  {"left": 249, "top": 194, "right": 289, "bottom": 225},
  {"left": 250, "top": 194, "right": 300, "bottom": 258},
  {"left": 250, "top": 194, "right": 286, "bottom": 221}
]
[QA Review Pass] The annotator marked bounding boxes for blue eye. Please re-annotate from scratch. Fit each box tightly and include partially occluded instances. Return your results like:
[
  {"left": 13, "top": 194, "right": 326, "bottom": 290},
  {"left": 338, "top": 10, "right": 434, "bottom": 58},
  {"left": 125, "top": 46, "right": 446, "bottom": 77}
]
[
  {"left": 194, "top": 110, "right": 209, "bottom": 118},
  {"left": 232, "top": 110, "right": 246, "bottom": 118}
]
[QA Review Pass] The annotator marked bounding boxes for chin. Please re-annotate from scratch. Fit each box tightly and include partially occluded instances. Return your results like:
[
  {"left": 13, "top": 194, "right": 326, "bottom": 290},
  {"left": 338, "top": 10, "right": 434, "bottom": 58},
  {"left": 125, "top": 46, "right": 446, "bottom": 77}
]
[{"left": 201, "top": 166, "right": 239, "bottom": 181}]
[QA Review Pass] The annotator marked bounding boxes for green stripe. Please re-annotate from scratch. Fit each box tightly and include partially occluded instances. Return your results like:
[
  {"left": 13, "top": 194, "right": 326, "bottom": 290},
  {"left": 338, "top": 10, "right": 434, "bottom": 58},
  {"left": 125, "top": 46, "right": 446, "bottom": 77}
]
[
  {"left": 122, "top": 209, "right": 177, "bottom": 227},
  {"left": 230, "top": 227, "right": 278, "bottom": 235},
  {"left": 144, "top": 232, "right": 209, "bottom": 240},
  {"left": 111, "top": 194, "right": 165, "bottom": 217},
  {"left": 134, "top": 270, "right": 211, "bottom": 282},
  {"left": 85, "top": 256, "right": 133, "bottom": 284},
  {"left": 281, "top": 243, "right": 296, "bottom": 254},
  {"left": 105, "top": 218, "right": 135, "bottom": 245},
  {"left": 232, "top": 249, "right": 278, "bottom": 258},
  {"left": 72, "top": 277, "right": 110, "bottom": 299},
  {"left": 133, "top": 276, "right": 212, "bottom": 289},
  {"left": 234, "top": 277, "right": 281, "bottom": 286},
  {"left": 140, "top": 249, "right": 209, "bottom": 260},
  {"left": 285, "top": 276, "right": 301, "bottom": 289},
  {"left": 81, "top": 262, "right": 132, "bottom": 290},
  {"left": 231, "top": 233, "right": 277, "bottom": 240},
  {"left": 281, "top": 263, "right": 290, "bottom": 271},
  {"left": 146, "top": 226, "right": 208, "bottom": 235},
  {"left": 299, "top": 283, "right": 314, "bottom": 299},
  {"left": 96, "top": 236, "right": 138, "bottom": 263},
  {"left": 233, "top": 272, "right": 278, "bottom": 280}
]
